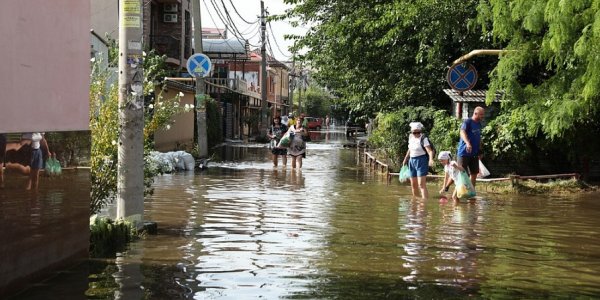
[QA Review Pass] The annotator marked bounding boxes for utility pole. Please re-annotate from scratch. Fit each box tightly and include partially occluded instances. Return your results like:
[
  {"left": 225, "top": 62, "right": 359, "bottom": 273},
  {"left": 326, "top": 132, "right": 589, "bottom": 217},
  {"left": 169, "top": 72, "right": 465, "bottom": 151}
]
[
  {"left": 117, "top": 0, "right": 144, "bottom": 223},
  {"left": 193, "top": 0, "right": 208, "bottom": 157},
  {"left": 298, "top": 65, "right": 303, "bottom": 114},
  {"left": 289, "top": 55, "right": 295, "bottom": 115},
  {"left": 260, "top": 0, "right": 268, "bottom": 137}
]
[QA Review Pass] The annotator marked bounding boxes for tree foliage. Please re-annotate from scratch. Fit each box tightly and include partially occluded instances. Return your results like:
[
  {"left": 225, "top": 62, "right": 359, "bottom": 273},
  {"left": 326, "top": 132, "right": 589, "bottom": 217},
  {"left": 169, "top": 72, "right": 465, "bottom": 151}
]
[
  {"left": 302, "top": 85, "right": 335, "bottom": 117},
  {"left": 282, "top": 0, "right": 492, "bottom": 116},
  {"left": 478, "top": 0, "right": 600, "bottom": 139}
]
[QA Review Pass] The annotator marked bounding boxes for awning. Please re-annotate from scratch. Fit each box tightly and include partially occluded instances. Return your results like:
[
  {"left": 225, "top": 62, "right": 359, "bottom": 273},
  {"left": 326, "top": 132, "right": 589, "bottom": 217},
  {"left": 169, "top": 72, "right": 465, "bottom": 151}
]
[{"left": 443, "top": 89, "right": 503, "bottom": 103}]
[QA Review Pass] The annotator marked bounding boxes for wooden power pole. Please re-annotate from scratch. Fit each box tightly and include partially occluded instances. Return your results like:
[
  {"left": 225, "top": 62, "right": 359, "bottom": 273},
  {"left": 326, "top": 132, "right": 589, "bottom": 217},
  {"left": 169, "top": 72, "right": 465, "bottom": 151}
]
[
  {"left": 193, "top": 0, "right": 208, "bottom": 157},
  {"left": 117, "top": 0, "right": 145, "bottom": 223},
  {"left": 260, "top": 0, "right": 268, "bottom": 136}
]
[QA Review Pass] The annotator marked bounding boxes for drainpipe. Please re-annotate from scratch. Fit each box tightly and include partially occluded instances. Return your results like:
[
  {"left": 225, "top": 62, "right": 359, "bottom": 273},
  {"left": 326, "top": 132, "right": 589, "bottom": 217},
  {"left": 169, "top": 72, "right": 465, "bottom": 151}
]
[{"left": 452, "top": 49, "right": 509, "bottom": 66}]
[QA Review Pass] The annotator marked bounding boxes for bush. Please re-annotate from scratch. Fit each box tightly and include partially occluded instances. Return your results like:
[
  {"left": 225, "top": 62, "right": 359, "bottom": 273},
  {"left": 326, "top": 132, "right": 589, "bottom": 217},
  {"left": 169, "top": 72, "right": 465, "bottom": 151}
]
[
  {"left": 89, "top": 52, "right": 191, "bottom": 215},
  {"left": 89, "top": 216, "right": 136, "bottom": 258},
  {"left": 206, "top": 98, "right": 223, "bottom": 149}
]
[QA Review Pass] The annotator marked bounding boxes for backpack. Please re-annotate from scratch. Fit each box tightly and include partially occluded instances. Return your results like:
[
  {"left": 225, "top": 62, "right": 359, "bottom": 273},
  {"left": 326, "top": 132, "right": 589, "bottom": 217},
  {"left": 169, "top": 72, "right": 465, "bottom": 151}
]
[{"left": 420, "top": 134, "right": 436, "bottom": 158}]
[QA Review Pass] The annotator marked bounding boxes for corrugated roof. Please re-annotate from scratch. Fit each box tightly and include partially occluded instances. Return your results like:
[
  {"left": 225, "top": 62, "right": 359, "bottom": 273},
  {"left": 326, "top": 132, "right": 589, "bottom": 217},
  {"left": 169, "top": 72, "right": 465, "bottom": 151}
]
[
  {"left": 443, "top": 89, "right": 503, "bottom": 103},
  {"left": 202, "top": 38, "right": 246, "bottom": 55}
]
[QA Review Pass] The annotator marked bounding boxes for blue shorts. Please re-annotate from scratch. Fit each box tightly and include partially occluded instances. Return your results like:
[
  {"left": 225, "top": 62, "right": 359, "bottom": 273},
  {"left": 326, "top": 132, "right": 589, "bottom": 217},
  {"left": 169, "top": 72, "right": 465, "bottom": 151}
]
[
  {"left": 30, "top": 148, "right": 43, "bottom": 169},
  {"left": 409, "top": 154, "right": 429, "bottom": 177}
]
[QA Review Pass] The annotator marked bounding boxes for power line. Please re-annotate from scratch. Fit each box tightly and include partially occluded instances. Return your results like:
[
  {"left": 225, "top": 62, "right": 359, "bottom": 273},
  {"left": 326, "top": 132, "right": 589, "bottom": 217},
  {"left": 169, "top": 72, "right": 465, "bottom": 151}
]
[
  {"left": 219, "top": 0, "right": 259, "bottom": 46},
  {"left": 207, "top": 0, "right": 260, "bottom": 47},
  {"left": 227, "top": 0, "right": 258, "bottom": 25},
  {"left": 201, "top": 0, "right": 241, "bottom": 53},
  {"left": 267, "top": 21, "right": 291, "bottom": 59}
]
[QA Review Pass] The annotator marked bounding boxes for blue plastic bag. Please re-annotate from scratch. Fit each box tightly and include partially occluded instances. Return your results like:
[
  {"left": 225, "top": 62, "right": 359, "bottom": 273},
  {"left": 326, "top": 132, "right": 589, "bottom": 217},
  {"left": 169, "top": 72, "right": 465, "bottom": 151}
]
[{"left": 398, "top": 165, "right": 411, "bottom": 182}]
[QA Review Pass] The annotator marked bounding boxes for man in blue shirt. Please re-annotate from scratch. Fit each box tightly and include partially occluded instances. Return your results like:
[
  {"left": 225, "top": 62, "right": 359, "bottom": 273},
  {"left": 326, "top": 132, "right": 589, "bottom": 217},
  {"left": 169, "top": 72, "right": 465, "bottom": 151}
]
[{"left": 457, "top": 106, "right": 485, "bottom": 187}]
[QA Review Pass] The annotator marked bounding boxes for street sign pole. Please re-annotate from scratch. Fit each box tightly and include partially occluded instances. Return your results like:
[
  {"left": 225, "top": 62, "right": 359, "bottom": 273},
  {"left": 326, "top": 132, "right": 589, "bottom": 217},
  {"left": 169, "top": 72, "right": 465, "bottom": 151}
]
[{"left": 192, "top": 0, "right": 208, "bottom": 157}]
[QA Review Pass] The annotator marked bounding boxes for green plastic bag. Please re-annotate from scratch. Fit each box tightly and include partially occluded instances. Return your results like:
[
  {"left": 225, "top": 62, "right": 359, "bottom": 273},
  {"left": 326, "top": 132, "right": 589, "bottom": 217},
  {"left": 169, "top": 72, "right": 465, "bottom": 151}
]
[
  {"left": 398, "top": 165, "right": 411, "bottom": 182},
  {"left": 45, "top": 155, "right": 62, "bottom": 176},
  {"left": 277, "top": 132, "right": 291, "bottom": 148},
  {"left": 52, "top": 157, "right": 62, "bottom": 175},
  {"left": 456, "top": 171, "right": 476, "bottom": 199}
]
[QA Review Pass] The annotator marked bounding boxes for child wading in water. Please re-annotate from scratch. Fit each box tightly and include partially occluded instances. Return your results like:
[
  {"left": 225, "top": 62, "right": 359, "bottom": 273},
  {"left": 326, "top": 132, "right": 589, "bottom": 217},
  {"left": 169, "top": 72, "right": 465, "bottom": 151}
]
[{"left": 438, "top": 151, "right": 464, "bottom": 202}]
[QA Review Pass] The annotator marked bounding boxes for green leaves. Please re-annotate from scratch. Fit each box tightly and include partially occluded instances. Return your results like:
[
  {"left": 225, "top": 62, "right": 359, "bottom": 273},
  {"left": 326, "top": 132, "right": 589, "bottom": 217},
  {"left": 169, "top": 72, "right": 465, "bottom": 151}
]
[
  {"left": 480, "top": 0, "right": 600, "bottom": 141},
  {"left": 284, "top": 0, "right": 490, "bottom": 116}
]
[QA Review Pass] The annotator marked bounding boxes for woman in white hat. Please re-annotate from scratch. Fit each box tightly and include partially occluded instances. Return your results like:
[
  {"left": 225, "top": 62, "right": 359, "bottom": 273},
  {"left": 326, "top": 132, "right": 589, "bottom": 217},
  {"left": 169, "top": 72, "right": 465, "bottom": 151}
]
[{"left": 402, "top": 122, "right": 435, "bottom": 199}]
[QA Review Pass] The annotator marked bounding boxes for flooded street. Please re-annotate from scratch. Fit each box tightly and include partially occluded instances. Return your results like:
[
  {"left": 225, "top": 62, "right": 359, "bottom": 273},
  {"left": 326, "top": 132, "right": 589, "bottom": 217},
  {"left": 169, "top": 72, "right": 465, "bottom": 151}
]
[{"left": 15, "top": 129, "right": 600, "bottom": 299}]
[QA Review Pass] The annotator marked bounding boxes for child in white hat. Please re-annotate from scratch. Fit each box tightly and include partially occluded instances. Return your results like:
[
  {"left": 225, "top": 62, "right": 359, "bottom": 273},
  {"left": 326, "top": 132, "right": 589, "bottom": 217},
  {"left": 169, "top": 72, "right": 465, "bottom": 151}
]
[{"left": 438, "top": 151, "right": 464, "bottom": 201}]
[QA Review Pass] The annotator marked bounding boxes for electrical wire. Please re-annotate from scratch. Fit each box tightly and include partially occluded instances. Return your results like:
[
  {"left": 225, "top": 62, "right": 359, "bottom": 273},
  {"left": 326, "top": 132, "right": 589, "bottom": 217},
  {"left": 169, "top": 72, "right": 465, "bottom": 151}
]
[
  {"left": 219, "top": 0, "right": 258, "bottom": 45},
  {"left": 267, "top": 21, "right": 291, "bottom": 59},
  {"left": 201, "top": 0, "right": 244, "bottom": 53},
  {"left": 207, "top": 0, "right": 260, "bottom": 47},
  {"left": 227, "top": 0, "right": 258, "bottom": 25}
]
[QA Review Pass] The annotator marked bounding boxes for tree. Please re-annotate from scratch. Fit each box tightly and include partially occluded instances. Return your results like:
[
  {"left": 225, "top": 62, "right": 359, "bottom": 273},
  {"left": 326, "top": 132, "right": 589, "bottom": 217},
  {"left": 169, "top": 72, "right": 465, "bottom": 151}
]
[
  {"left": 302, "top": 85, "right": 335, "bottom": 117},
  {"left": 477, "top": 0, "right": 600, "bottom": 173},
  {"left": 281, "top": 0, "right": 492, "bottom": 118}
]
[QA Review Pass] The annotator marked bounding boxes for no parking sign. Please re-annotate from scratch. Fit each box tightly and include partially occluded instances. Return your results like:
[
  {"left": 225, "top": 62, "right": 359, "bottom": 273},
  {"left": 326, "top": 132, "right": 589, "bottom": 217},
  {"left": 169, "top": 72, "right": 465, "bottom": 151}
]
[{"left": 447, "top": 63, "right": 478, "bottom": 92}]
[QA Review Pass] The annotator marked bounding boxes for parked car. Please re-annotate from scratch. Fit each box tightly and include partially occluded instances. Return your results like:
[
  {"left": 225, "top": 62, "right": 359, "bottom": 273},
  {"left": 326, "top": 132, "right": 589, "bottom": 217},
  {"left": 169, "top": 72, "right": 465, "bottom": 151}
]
[
  {"left": 304, "top": 117, "right": 323, "bottom": 130},
  {"left": 345, "top": 118, "right": 366, "bottom": 136}
]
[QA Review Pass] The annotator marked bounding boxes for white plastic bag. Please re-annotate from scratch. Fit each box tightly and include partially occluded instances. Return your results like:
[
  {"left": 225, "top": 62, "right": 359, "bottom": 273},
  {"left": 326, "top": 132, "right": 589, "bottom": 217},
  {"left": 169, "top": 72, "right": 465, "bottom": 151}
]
[{"left": 478, "top": 160, "right": 490, "bottom": 178}]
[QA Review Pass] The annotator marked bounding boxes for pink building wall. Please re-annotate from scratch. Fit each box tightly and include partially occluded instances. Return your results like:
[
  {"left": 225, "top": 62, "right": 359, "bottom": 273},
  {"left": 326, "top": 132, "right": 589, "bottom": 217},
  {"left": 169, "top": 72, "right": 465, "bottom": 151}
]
[{"left": 0, "top": 0, "right": 91, "bottom": 133}]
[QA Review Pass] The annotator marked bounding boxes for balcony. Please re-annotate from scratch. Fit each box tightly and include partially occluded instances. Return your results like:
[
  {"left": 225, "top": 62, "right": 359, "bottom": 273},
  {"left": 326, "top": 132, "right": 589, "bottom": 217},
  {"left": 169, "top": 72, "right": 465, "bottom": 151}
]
[{"left": 204, "top": 78, "right": 261, "bottom": 99}]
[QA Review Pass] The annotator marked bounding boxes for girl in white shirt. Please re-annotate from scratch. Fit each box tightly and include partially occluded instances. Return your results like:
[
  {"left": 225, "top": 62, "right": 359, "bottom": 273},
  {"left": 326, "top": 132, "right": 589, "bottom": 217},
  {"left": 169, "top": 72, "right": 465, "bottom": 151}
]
[
  {"left": 23, "top": 132, "right": 50, "bottom": 190},
  {"left": 438, "top": 151, "right": 464, "bottom": 201}
]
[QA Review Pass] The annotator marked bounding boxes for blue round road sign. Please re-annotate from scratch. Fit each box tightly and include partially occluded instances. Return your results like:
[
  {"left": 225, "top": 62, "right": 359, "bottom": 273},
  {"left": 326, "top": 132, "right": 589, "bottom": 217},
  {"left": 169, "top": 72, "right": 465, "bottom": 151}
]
[
  {"left": 187, "top": 53, "right": 212, "bottom": 78},
  {"left": 447, "top": 63, "right": 478, "bottom": 92}
]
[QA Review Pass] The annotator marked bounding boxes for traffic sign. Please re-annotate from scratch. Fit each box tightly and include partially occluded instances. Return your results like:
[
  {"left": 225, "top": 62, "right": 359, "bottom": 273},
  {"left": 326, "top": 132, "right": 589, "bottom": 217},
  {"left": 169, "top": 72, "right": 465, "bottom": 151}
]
[
  {"left": 187, "top": 53, "right": 212, "bottom": 78},
  {"left": 447, "top": 63, "right": 478, "bottom": 92}
]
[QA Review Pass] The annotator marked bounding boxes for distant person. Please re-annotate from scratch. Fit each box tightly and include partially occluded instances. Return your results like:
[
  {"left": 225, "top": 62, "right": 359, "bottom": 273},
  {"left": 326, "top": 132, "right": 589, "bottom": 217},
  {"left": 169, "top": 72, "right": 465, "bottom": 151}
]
[
  {"left": 457, "top": 106, "right": 485, "bottom": 188},
  {"left": 325, "top": 115, "right": 330, "bottom": 129},
  {"left": 288, "top": 114, "right": 308, "bottom": 169},
  {"left": 23, "top": 132, "right": 50, "bottom": 190},
  {"left": 0, "top": 133, "right": 6, "bottom": 188},
  {"left": 287, "top": 113, "right": 296, "bottom": 127},
  {"left": 402, "top": 122, "right": 434, "bottom": 199},
  {"left": 281, "top": 113, "right": 290, "bottom": 126},
  {"left": 268, "top": 115, "right": 288, "bottom": 167}
]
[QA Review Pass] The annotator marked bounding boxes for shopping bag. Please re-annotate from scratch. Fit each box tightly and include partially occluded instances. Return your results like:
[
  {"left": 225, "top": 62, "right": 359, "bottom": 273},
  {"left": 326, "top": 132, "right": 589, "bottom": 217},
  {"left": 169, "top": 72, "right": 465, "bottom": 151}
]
[
  {"left": 456, "top": 171, "right": 476, "bottom": 199},
  {"left": 478, "top": 160, "right": 490, "bottom": 178},
  {"left": 277, "top": 132, "right": 291, "bottom": 148},
  {"left": 398, "top": 165, "right": 411, "bottom": 183}
]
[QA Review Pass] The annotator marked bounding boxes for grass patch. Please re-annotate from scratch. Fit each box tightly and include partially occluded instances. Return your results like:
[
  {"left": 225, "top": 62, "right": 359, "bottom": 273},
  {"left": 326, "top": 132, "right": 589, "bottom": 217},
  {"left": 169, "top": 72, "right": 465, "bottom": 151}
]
[{"left": 478, "top": 178, "right": 596, "bottom": 195}]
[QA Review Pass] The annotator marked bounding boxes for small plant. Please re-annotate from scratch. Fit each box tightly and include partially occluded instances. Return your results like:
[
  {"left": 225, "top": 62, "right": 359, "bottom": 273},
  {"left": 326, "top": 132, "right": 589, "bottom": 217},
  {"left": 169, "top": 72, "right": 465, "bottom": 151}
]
[{"left": 89, "top": 216, "right": 137, "bottom": 258}]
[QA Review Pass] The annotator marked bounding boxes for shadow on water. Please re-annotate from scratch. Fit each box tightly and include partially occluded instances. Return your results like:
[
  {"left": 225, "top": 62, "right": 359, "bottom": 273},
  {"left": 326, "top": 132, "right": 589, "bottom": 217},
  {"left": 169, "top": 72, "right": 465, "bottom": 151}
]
[{"left": 11, "top": 129, "right": 600, "bottom": 299}]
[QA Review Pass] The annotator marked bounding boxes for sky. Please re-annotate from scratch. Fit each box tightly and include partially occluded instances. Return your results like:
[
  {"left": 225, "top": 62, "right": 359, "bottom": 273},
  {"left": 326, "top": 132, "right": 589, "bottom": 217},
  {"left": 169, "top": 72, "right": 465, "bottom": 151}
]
[{"left": 200, "top": 0, "right": 307, "bottom": 62}]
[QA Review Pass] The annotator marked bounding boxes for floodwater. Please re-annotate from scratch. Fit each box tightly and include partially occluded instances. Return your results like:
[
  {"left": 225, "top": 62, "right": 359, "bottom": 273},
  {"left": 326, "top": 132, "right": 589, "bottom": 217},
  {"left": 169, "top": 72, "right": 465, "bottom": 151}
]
[{"left": 14, "top": 129, "right": 600, "bottom": 299}]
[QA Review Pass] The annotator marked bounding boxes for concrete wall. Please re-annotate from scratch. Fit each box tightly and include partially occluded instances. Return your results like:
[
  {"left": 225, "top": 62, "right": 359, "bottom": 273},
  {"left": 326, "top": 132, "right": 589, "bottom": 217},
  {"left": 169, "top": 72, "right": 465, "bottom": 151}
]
[
  {"left": 0, "top": 0, "right": 91, "bottom": 296},
  {"left": 0, "top": 0, "right": 91, "bottom": 133},
  {"left": 154, "top": 88, "right": 196, "bottom": 152}
]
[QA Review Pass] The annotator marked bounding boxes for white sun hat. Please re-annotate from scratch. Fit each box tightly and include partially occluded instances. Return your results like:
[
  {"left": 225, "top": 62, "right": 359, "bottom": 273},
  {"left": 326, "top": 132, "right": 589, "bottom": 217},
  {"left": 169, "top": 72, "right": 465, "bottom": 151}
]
[
  {"left": 438, "top": 151, "right": 451, "bottom": 160},
  {"left": 409, "top": 122, "right": 424, "bottom": 132}
]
